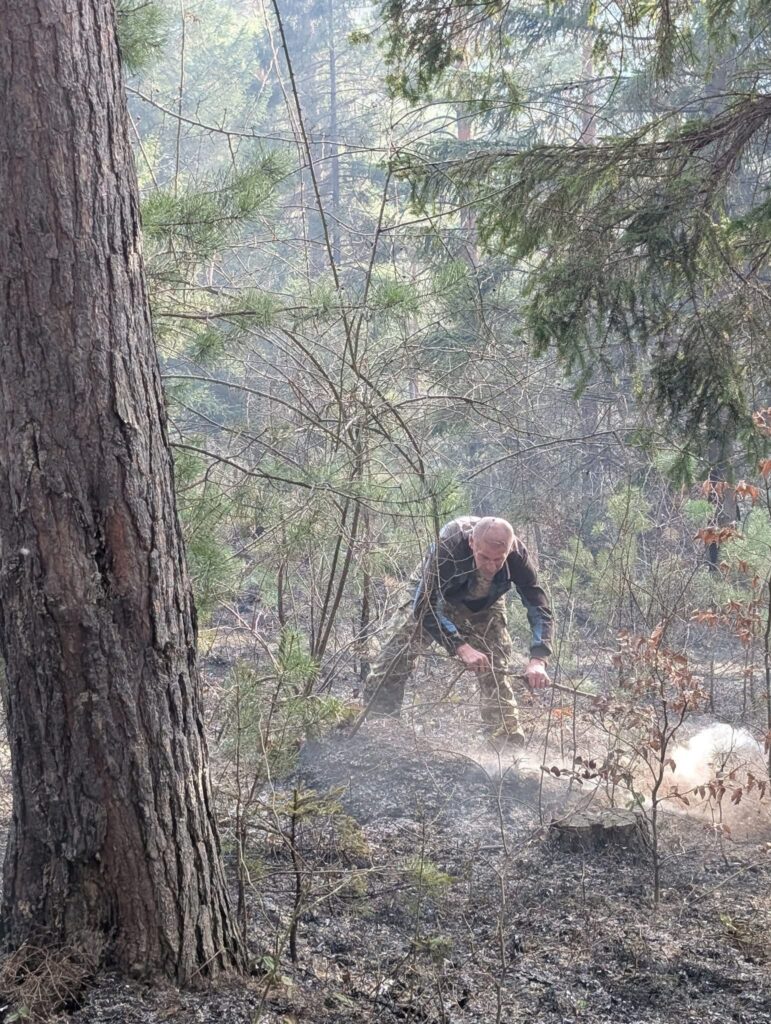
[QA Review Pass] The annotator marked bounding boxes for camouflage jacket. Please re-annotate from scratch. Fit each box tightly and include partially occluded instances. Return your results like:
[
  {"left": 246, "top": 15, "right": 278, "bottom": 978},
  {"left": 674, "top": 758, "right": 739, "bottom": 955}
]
[{"left": 412, "top": 516, "right": 553, "bottom": 661}]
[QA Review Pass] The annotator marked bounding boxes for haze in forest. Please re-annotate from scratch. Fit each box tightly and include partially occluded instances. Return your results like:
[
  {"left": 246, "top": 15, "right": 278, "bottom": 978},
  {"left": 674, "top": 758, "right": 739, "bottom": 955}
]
[{"left": 1, "top": 0, "right": 770, "bottom": 1021}]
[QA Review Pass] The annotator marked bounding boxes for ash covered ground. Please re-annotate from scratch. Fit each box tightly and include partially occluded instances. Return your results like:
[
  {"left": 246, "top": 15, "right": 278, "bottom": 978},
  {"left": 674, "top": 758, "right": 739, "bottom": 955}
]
[{"left": 63, "top": 662, "right": 771, "bottom": 1024}]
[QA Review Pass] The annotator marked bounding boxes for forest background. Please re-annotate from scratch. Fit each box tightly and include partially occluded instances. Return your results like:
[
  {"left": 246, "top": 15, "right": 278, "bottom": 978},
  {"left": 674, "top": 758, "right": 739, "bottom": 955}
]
[
  {"left": 121, "top": 0, "right": 771, "bottom": 723},
  {"left": 4, "top": 0, "right": 771, "bottom": 1018}
]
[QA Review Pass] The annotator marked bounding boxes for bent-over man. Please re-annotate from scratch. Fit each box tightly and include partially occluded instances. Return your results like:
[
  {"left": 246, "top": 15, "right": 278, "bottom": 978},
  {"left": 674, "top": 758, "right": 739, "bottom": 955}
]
[{"left": 364, "top": 516, "right": 553, "bottom": 745}]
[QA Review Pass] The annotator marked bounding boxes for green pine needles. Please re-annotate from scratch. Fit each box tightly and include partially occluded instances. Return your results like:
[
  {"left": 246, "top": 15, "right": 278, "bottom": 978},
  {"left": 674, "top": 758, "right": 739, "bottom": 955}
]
[
  {"left": 384, "top": 0, "right": 771, "bottom": 458},
  {"left": 116, "top": 0, "right": 170, "bottom": 74},
  {"left": 143, "top": 154, "right": 289, "bottom": 264}
]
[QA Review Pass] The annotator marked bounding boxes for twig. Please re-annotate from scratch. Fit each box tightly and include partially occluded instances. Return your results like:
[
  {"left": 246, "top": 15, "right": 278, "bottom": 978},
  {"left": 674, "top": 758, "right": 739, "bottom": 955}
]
[{"left": 348, "top": 663, "right": 468, "bottom": 737}]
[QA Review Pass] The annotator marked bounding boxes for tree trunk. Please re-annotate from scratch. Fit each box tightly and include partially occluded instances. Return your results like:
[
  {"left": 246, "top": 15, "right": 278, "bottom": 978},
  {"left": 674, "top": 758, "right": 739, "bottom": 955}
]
[
  {"left": 549, "top": 809, "right": 650, "bottom": 856},
  {"left": 455, "top": 55, "right": 478, "bottom": 266},
  {"left": 578, "top": 32, "right": 596, "bottom": 145},
  {"left": 705, "top": 443, "right": 738, "bottom": 572},
  {"left": 0, "top": 0, "right": 245, "bottom": 982},
  {"left": 327, "top": 0, "right": 341, "bottom": 267}
]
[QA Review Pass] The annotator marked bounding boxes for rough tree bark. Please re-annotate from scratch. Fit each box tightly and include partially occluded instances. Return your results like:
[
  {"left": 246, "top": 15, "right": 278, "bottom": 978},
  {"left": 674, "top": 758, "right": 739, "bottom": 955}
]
[
  {"left": 549, "top": 809, "right": 650, "bottom": 855},
  {"left": 0, "top": 1, "right": 245, "bottom": 981}
]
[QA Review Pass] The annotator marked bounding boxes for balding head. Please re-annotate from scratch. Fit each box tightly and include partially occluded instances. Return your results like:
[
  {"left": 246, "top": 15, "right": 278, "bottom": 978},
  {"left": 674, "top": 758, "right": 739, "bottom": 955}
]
[
  {"left": 472, "top": 517, "right": 515, "bottom": 548},
  {"left": 469, "top": 518, "right": 515, "bottom": 579}
]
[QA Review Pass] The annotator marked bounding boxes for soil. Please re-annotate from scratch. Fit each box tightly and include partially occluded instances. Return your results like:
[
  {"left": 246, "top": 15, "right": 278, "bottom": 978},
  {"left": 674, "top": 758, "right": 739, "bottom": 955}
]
[
  {"left": 66, "top": 721, "right": 771, "bottom": 1023},
  {"left": 8, "top": 655, "right": 771, "bottom": 1023}
]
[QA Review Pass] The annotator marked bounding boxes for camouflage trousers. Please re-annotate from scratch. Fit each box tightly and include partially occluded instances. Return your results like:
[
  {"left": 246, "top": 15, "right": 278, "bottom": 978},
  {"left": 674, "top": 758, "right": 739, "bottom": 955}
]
[{"left": 363, "top": 599, "right": 520, "bottom": 734}]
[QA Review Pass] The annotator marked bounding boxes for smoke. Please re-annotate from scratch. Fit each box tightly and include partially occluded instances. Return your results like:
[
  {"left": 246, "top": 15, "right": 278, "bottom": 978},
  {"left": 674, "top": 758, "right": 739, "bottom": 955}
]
[
  {"left": 449, "top": 721, "right": 771, "bottom": 839},
  {"left": 664, "top": 722, "right": 771, "bottom": 839},
  {"left": 669, "top": 723, "right": 759, "bottom": 788}
]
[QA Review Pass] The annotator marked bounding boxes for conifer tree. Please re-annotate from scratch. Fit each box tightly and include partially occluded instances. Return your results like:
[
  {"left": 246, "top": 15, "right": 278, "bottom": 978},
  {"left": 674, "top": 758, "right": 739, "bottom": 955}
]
[
  {"left": 0, "top": 0, "right": 245, "bottom": 981},
  {"left": 384, "top": 0, "right": 771, "bottom": 460}
]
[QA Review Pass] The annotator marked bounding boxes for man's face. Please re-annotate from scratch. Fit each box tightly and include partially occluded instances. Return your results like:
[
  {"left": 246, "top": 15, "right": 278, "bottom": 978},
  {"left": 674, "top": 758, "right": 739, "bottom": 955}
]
[{"left": 469, "top": 534, "right": 511, "bottom": 579}]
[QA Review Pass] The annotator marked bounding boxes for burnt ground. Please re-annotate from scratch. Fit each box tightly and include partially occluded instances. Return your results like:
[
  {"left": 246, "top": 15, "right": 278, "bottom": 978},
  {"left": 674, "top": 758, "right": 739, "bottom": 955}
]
[
  {"left": 7, "top": 649, "right": 771, "bottom": 1024},
  {"left": 61, "top": 709, "right": 771, "bottom": 1024}
]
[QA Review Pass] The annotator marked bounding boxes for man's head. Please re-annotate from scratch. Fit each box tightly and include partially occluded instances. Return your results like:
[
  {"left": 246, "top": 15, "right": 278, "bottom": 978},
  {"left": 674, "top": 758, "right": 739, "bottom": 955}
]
[{"left": 469, "top": 517, "right": 515, "bottom": 579}]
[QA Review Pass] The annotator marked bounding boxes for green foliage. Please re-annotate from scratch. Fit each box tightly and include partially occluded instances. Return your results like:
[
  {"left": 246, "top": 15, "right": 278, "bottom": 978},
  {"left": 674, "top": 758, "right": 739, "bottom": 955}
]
[
  {"left": 178, "top": 289, "right": 284, "bottom": 363},
  {"left": 386, "top": 0, "right": 771, "bottom": 455},
  {"left": 229, "top": 290, "right": 284, "bottom": 328},
  {"left": 221, "top": 661, "right": 356, "bottom": 779},
  {"left": 556, "top": 537, "right": 595, "bottom": 594},
  {"left": 430, "top": 106, "right": 767, "bottom": 450},
  {"left": 432, "top": 259, "right": 471, "bottom": 294},
  {"left": 277, "top": 626, "right": 319, "bottom": 692},
  {"left": 173, "top": 448, "right": 263, "bottom": 622},
  {"left": 178, "top": 482, "right": 241, "bottom": 621},
  {"left": 607, "top": 487, "right": 653, "bottom": 534},
  {"left": 4, "top": 1010, "right": 30, "bottom": 1023},
  {"left": 413, "top": 933, "right": 454, "bottom": 961},
  {"left": 405, "top": 854, "right": 453, "bottom": 893},
  {"left": 554, "top": 486, "right": 670, "bottom": 632},
  {"left": 188, "top": 325, "right": 228, "bottom": 364},
  {"left": 142, "top": 154, "right": 288, "bottom": 264},
  {"left": 129, "top": 0, "right": 770, "bottom": 735},
  {"left": 142, "top": 183, "right": 233, "bottom": 260},
  {"left": 650, "top": 445, "right": 699, "bottom": 487},
  {"left": 401, "top": 469, "right": 467, "bottom": 522},
  {"left": 382, "top": 0, "right": 582, "bottom": 100},
  {"left": 173, "top": 445, "right": 205, "bottom": 489},
  {"left": 278, "top": 786, "right": 371, "bottom": 861},
  {"left": 293, "top": 282, "right": 339, "bottom": 322},
  {"left": 683, "top": 498, "right": 713, "bottom": 527},
  {"left": 116, "top": 0, "right": 169, "bottom": 74},
  {"left": 370, "top": 273, "right": 420, "bottom": 316},
  {"left": 724, "top": 509, "right": 771, "bottom": 578}
]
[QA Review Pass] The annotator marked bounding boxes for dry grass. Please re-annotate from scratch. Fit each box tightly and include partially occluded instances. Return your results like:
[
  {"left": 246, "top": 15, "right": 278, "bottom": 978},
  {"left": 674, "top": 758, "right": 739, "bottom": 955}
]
[{"left": 0, "top": 943, "right": 96, "bottom": 1022}]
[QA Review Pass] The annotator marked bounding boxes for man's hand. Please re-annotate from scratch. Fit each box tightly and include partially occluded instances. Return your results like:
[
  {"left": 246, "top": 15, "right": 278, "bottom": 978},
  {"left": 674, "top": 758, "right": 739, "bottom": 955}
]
[
  {"left": 456, "top": 643, "right": 491, "bottom": 674},
  {"left": 525, "top": 657, "right": 550, "bottom": 689}
]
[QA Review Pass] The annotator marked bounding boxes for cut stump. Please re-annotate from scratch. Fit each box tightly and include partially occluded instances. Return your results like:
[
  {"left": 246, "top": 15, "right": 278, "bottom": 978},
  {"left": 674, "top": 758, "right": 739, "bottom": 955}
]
[{"left": 549, "top": 809, "right": 650, "bottom": 855}]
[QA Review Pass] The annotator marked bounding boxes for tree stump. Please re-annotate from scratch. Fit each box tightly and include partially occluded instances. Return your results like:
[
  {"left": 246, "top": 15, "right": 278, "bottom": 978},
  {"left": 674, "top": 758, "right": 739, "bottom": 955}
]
[{"left": 549, "top": 809, "right": 650, "bottom": 855}]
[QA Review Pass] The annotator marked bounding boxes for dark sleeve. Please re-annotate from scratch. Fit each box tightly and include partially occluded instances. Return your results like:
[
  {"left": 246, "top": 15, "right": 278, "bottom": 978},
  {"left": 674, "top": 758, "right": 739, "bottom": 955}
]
[
  {"left": 411, "top": 541, "right": 465, "bottom": 653},
  {"left": 509, "top": 542, "right": 553, "bottom": 660}
]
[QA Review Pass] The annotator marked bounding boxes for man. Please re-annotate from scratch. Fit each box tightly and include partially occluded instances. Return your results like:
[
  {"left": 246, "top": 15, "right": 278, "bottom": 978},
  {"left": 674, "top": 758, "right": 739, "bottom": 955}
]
[{"left": 364, "top": 516, "right": 553, "bottom": 745}]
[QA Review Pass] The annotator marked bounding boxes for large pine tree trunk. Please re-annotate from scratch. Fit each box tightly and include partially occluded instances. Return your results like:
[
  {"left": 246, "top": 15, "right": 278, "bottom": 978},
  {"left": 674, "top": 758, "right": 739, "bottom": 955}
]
[{"left": 0, "top": 1, "right": 245, "bottom": 981}]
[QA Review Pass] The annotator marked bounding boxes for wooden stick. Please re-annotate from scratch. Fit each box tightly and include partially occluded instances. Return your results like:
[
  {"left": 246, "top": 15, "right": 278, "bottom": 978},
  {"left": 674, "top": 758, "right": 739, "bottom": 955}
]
[{"left": 501, "top": 670, "right": 599, "bottom": 702}]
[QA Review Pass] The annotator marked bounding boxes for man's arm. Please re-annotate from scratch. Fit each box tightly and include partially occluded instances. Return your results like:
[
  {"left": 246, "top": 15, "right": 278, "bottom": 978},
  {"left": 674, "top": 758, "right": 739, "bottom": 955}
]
[
  {"left": 509, "top": 541, "right": 553, "bottom": 687},
  {"left": 412, "top": 540, "right": 465, "bottom": 653},
  {"left": 413, "top": 567, "right": 491, "bottom": 671}
]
